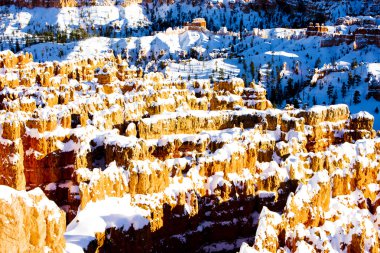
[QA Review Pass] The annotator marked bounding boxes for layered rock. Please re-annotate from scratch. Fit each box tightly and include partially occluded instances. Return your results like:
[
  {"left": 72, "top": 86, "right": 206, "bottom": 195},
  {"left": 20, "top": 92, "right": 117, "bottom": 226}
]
[
  {"left": 0, "top": 185, "right": 66, "bottom": 252},
  {"left": 240, "top": 138, "right": 380, "bottom": 253},
  {"left": 0, "top": 115, "right": 25, "bottom": 190},
  {"left": 0, "top": 50, "right": 379, "bottom": 253}
]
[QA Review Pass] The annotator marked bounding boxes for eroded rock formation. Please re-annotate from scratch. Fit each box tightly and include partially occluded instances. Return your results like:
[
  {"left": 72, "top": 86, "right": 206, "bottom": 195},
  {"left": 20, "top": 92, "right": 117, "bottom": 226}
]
[
  {"left": 0, "top": 185, "right": 66, "bottom": 252},
  {"left": 0, "top": 50, "right": 379, "bottom": 253}
]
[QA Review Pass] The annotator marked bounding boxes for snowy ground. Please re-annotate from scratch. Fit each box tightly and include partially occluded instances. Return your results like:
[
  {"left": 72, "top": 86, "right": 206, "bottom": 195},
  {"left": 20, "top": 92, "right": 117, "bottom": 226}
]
[
  {"left": 0, "top": 0, "right": 376, "bottom": 46},
  {"left": 0, "top": 4, "right": 149, "bottom": 36},
  {"left": 20, "top": 26, "right": 380, "bottom": 129},
  {"left": 166, "top": 58, "right": 240, "bottom": 80},
  {"left": 298, "top": 62, "right": 380, "bottom": 129},
  {"left": 1, "top": 2, "right": 377, "bottom": 129},
  {"left": 65, "top": 195, "right": 150, "bottom": 252}
]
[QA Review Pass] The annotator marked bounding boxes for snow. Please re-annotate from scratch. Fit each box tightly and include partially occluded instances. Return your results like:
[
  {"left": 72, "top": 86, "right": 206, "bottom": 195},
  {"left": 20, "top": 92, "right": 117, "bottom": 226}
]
[
  {"left": 65, "top": 195, "right": 150, "bottom": 251},
  {"left": 258, "top": 161, "right": 289, "bottom": 182},
  {"left": 239, "top": 242, "right": 256, "bottom": 253},
  {"left": 0, "top": 185, "right": 18, "bottom": 204},
  {"left": 211, "top": 143, "right": 245, "bottom": 162},
  {"left": 206, "top": 171, "right": 225, "bottom": 194},
  {"left": 16, "top": 24, "right": 379, "bottom": 129},
  {"left": 250, "top": 206, "right": 282, "bottom": 252},
  {"left": 295, "top": 241, "right": 314, "bottom": 252},
  {"left": 292, "top": 170, "right": 329, "bottom": 209},
  {"left": 368, "top": 63, "right": 380, "bottom": 81},
  {"left": 104, "top": 133, "right": 139, "bottom": 148},
  {"left": 264, "top": 51, "right": 299, "bottom": 58},
  {"left": 44, "top": 183, "right": 57, "bottom": 191},
  {"left": 0, "top": 185, "right": 62, "bottom": 221},
  {"left": 4, "top": 6, "right": 376, "bottom": 130},
  {"left": 130, "top": 160, "right": 162, "bottom": 175},
  {"left": 351, "top": 111, "right": 374, "bottom": 120},
  {"left": 167, "top": 58, "right": 240, "bottom": 80},
  {"left": 0, "top": 2, "right": 378, "bottom": 252},
  {"left": 0, "top": 4, "right": 149, "bottom": 37},
  {"left": 355, "top": 139, "right": 375, "bottom": 156}
]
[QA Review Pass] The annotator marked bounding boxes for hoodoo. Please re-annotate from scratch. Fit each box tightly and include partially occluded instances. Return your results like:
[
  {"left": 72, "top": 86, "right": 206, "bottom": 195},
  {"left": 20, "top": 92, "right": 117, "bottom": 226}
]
[
  {"left": 0, "top": 0, "right": 379, "bottom": 252},
  {"left": 0, "top": 51, "right": 378, "bottom": 252}
]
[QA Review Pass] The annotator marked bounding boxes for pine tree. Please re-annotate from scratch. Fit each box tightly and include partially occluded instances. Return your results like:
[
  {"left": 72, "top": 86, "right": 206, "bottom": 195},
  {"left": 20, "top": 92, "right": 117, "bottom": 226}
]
[
  {"left": 354, "top": 74, "right": 361, "bottom": 86},
  {"left": 332, "top": 91, "right": 338, "bottom": 105},
  {"left": 327, "top": 83, "right": 334, "bottom": 99},
  {"left": 250, "top": 61, "right": 255, "bottom": 79},
  {"left": 15, "top": 40, "right": 20, "bottom": 52},
  {"left": 243, "top": 59, "right": 247, "bottom": 71},
  {"left": 293, "top": 98, "right": 300, "bottom": 108},
  {"left": 313, "top": 96, "right": 317, "bottom": 105},
  {"left": 286, "top": 78, "right": 294, "bottom": 97},
  {"left": 276, "top": 66, "right": 281, "bottom": 85},
  {"left": 353, "top": 90, "right": 361, "bottom": 104},
  {"left": 315, "top": 57, "right": 321, "bottom": 68},
  {"left": 341, "top": 82, "right": 347, "bottom": 98},
  {"left": 351, "top": 58, "right": 358, "bottom": 70},
  {"left": 219, "top": 68, "right": 225, "bottom": 80},
  {"left": 348, "top": 72, "right": 354, "bottom": 87},
  {"left": 242, "top": 73, "right": 247, "bottom": 85}
]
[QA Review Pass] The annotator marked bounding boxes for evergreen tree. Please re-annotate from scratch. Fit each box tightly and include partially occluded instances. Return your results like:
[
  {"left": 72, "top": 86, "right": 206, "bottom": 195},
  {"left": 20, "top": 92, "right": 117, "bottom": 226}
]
[
  {"left": 332, "top": 91, "right": 338, "bottom": 104},
  {"left": 286, "top": 78, "right": 294, "bottom": 97},
  {"left": 351, "top": 58, "right": 358, "bottom": 70},
  {"left": 354, "top": 74, "right": 361, "bottom": 86},
  {"left": 315, "top": 57, "right": 321, "bottom": 69},
  {"left": 276, "top": 66, "right": 281, "bottom": 85},
  {"left": 250, "top": 61, "right": 255, "bottom": 79},
  {"left": 15, "top": 39, "right": 20, "bottom": 52},
  {"left": 341, "top": 82, "right": 347, "bottom": 98},
  {"left": 243, "top": 59, "right": 247, "bottom": 72},
  {"left": 219, "top": 68, "right": 225, "bottom": 80},
  {"left": 327, "top": 83, "right": 334, "bottom": 99},
  {"left": 293, "top": 98, "right": 300, "bottom": 108},
  {"left": 242, "top": 73, "right": 247, "bottom": 84},
  {"left": 353, "top": 90, "right": 361, "bottom": 104},
  {"left": 348, "top": 72, "right": 355, "bottom": 87}
]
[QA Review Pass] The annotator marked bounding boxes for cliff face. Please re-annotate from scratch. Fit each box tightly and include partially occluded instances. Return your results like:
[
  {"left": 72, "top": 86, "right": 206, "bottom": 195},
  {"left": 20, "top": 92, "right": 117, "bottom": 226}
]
[
  {"left": 0, "top": 185, "right": 66, "bottom": 252},
  {"left": 0, "top": 50, "right": 379, "bottom": 253},
  {"left": 241, "top": 129, "right": 380, "bottom": 252}
]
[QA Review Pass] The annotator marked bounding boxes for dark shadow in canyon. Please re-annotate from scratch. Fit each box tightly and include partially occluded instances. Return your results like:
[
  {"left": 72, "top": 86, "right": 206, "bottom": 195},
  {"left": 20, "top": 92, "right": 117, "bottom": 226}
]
[{"left": 86, "top": 180, "right": 299, "bottom": 253}]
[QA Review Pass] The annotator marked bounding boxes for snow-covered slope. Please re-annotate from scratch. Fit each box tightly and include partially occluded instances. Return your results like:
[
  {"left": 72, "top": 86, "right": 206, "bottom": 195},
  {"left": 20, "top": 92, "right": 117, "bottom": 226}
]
[
  {"left": 0, "top": 1, "right": 379, "bottom": 251},
  {"left": 21, "top": 24, "right": 380, "bottom": 128},
  {"left": 0, "top": 4, "right": 150, "bottom": 40}
]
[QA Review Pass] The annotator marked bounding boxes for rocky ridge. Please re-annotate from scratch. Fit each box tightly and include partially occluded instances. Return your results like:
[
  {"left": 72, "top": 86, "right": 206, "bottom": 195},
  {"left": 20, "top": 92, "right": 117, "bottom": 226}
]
[{"left": 0, "top": 50, "right": 378, "bottom": 252}]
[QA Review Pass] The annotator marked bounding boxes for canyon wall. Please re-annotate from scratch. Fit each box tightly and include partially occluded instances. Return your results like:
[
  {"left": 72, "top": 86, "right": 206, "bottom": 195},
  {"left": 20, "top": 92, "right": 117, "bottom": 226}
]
[
  {"left": 0, "top": 50, "right": 379, "bottom": 252},
  {"left": 0, "top": 185, "right": 66, "bottom": 252}
]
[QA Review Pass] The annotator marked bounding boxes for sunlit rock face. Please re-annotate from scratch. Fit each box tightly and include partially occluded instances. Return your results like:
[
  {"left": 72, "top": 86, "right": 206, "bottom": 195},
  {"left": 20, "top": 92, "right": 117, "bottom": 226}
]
[
  {"left": 0, "top": 50, "right": 378, "bottom": 253},
  {"left": 0, "top": 185, "right": 66, "bottom": 253},
  {"left": 240, "top": 124, "right": 380, "bottom": 252}
]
